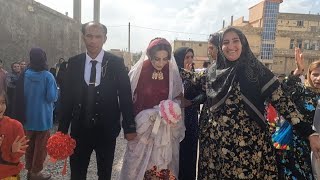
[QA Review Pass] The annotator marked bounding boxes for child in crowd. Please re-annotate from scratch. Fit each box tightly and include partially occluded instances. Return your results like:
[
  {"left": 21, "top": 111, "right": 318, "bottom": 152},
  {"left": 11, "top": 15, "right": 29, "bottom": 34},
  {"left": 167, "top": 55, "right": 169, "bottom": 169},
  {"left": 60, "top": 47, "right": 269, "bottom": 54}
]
[{"left": 0, "top": 91, "right": 29, "bottom": 180}]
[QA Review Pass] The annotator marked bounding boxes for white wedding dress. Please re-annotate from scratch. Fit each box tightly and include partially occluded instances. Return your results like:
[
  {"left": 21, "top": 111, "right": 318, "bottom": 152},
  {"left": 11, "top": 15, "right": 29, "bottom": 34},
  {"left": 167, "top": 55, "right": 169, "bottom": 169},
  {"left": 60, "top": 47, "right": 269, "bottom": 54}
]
[{"left": 118, "top": 48, "right": 185, "bottom": 180}]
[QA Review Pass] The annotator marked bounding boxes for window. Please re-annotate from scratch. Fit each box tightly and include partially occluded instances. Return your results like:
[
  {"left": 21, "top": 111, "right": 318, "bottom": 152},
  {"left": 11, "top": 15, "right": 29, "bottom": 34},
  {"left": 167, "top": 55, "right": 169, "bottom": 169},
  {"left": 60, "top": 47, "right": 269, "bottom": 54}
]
[
  {"left": 316, "top": 41, "right": 320, "bottom": 51},
  {"left": 304, "top": 40, "right": 310, "bottom": 50},
  {"left": 289, "top": 39, "right": 294, "bottom": 49},
  {"left": 297, "top": 20, "right": 304, "bottom": 27},
  {"left": 259, "top": 1, "right": 279, "bottom": 60},
  {"left": 311, "top": 40, "right": 319, "bottom": 50},
  {"left": 199, "top": 43, "right": 202, "bottom": 47},
  {"left": 297, "top": 39, "right": 303, "bottom": 48},
  {"left": 261, "top": 43, "right": 274, "bottom": 59},
  {"left": 181, "top": 42, "right": 186, "bottom": 46}
]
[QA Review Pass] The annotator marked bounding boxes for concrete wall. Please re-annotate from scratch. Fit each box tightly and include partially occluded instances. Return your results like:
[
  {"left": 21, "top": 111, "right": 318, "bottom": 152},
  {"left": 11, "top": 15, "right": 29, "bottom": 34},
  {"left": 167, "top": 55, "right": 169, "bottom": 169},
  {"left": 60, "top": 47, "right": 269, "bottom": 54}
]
[
  {"left": 0, "top": 0, "right": 84, "bottom": 70},
  {"left": 173, "top": 40, "right": 209, "bottom": 69},
  {"left": 249, "top": 1, "right": 264, "bottom": 27},
  {"left": 233, "top": 16, "right": 249, "bottom": 27},
  {"left": 275, "top": 36, "right": 291, "bottom": 49},
  {"left": 173, "top": 40, "right": 208, "bottom": 57},
  {"left": 278, "top": 13, "right": 320, "bottom": 32}
]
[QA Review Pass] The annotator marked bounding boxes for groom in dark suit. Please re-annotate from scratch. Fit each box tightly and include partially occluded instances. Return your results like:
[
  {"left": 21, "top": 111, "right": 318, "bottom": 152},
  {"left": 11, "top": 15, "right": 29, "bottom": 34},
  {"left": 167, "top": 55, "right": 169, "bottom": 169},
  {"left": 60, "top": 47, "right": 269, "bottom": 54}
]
[{"left": 58, "top": 21, "right": 136, "bottom": 180}]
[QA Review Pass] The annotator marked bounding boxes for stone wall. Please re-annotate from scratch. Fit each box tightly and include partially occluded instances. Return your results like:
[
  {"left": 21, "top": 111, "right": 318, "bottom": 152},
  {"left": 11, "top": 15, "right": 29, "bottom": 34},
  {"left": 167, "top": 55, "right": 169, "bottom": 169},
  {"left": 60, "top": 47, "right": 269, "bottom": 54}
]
[
  {"left": 0, "top": 0, "right": 84, "bottom": 70},
  {"left": 278, "top": 13, "right": 320, "bottom": 22}
]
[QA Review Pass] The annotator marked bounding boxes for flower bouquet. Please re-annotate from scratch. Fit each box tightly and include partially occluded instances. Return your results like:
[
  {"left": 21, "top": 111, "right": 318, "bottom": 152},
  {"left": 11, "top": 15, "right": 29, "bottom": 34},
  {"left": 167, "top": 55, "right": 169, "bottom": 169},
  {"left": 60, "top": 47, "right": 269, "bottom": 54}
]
[
  {"left": 46, "top": 131, "right": 76, "bottom": 175},
  {"left": 144, "top": 166, "right": 177, "bottom": 180},
  {"left": 159, "top": 100, "right": 182, "bottom": 125}
]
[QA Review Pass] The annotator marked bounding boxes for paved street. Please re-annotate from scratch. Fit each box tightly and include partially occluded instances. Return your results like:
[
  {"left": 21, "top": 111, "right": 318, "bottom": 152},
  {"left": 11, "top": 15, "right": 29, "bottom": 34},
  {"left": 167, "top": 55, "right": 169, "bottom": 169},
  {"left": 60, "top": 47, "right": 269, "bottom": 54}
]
[{"left": 20, "top": 125, "right": 127, "bottom": 180}]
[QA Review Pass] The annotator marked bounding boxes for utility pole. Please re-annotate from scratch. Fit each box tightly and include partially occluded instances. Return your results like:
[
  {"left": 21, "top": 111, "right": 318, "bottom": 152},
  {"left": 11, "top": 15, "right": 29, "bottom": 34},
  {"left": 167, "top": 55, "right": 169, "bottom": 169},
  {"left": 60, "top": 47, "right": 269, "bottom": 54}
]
[
  {"left": 128, "top": 22, "right": 131, "bottom": 53},
  {"left": 94, "top": 0, "right": 100, "bottom": 22},
  {"left": 73, "top": 0, "right": 81, "bottom": 22},
  {"left": 128, "top": 22, "right": 131, "bottom": 67}
]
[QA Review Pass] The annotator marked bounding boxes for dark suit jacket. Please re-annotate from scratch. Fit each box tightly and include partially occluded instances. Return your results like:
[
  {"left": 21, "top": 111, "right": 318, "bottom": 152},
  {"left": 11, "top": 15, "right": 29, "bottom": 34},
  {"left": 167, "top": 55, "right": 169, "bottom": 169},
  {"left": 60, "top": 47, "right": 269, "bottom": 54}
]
[{"left": 58, "top": 51, "right": 136, "bottom": 139}]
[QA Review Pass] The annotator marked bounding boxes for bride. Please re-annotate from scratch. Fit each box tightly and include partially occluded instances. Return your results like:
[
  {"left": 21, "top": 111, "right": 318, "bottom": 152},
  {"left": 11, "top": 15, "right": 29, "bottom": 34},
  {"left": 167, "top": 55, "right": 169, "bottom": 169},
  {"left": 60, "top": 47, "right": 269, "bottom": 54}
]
[{"left": 118, "top": 37, "right": 185, "bottom": 180}]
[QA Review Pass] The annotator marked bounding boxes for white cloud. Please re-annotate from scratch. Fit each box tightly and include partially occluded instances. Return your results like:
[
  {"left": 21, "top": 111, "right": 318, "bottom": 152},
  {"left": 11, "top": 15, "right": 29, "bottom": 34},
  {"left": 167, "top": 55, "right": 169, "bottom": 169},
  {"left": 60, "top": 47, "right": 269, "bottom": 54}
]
[{"left": 35, "top": 0, "right": 319, "bottom": 52}]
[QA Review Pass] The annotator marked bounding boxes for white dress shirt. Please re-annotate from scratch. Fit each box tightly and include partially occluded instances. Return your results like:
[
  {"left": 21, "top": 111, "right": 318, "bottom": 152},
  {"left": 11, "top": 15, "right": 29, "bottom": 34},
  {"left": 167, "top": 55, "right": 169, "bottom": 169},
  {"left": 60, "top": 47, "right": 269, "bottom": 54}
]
[{"left": 84, "top": 49, "right": 104, "bottom": 86}]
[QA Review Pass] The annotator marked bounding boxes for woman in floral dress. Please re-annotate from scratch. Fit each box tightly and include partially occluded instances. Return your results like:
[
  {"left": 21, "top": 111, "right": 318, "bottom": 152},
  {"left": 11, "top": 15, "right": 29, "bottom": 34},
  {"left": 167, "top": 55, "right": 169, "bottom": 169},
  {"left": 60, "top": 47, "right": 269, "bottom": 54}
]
[
  {"left": 195, "top": 27, "right": 320, "bottom": 179},
  {"left": 275, "top": 48, "right": 320, "bottom": 179}
]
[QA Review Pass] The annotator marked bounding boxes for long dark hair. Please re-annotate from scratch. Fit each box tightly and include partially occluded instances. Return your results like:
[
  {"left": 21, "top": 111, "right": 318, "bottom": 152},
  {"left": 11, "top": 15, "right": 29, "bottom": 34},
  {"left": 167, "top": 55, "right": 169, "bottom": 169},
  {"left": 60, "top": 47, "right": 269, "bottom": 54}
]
[{"left": 29, "top": 48, "right": 48, "bottom": 72}]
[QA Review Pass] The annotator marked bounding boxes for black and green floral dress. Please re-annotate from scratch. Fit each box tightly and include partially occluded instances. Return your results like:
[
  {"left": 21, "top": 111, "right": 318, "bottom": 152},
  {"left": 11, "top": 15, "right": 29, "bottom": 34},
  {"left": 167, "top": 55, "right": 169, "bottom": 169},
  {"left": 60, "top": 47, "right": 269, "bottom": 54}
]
[
  {"left": 274, "top": 76, "right": 320, "bottom": 180},
  {"left": 198, "top": 82, "right": 304, "bottom": 179}
]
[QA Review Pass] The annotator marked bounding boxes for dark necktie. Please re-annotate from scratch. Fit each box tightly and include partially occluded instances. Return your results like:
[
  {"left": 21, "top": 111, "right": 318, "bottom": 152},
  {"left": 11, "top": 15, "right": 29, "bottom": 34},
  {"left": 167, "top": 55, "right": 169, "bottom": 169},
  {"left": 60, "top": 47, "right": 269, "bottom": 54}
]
[
  {"left": 85, "top": 60, "right": 98, "bottom": 127},
  {"left": 89, "top": 60, "right": 97, "bottom": 85}
]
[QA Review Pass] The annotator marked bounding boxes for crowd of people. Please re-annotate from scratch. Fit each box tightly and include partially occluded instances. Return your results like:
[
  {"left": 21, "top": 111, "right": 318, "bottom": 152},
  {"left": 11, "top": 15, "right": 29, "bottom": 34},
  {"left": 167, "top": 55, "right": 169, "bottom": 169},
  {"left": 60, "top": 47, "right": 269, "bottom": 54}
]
[{"left": 1, "top": 21, "right": 320, "bottom": 180}]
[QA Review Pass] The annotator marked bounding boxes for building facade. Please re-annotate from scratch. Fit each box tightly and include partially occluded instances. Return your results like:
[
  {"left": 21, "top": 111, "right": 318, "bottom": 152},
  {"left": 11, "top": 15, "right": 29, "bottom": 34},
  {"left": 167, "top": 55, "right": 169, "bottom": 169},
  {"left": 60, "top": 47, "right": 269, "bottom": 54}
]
[
  {"left": 233, "top": 0, "right": 320, "bottom": 74},
  {"left": 108, "top": 49, "right": 132, "bottom": 69},
  {"left": 174, "top": 0, "right": 320, "bottom": 74},
  {"left": 172, "top": 40, "right": 209, "bottom": 69},
  {"left": 0, "top": 0, "right": 85, "bottom": 69}
]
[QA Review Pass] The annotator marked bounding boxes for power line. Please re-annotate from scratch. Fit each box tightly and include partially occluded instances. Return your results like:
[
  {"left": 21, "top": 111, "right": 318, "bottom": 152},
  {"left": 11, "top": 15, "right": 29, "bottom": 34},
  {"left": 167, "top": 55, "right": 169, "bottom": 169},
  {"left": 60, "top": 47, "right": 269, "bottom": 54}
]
[
  {"left": 132, "top": 25, "right": 209, "bottom": 36},
  {"left": 107, "top": 24, "right": 210, "bottom": 36},
  {"left": 107, "top": 25, "right": 128, "bottom": 28}
]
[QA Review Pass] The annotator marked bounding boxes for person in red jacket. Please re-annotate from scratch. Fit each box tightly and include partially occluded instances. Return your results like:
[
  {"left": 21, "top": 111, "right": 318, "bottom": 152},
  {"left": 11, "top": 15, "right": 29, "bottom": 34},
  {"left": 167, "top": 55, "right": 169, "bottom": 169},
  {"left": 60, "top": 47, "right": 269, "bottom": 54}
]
[{"left": 0, "top": 91, "right": 29, "bottom": 179}]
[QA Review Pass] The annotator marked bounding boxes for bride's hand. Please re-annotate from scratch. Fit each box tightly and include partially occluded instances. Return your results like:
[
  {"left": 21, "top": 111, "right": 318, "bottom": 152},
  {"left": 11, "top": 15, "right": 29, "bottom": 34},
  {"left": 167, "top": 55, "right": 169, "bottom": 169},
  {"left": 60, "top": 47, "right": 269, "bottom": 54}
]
[{"left": 125, "top": 133, "right": 137, "bottom": 141}]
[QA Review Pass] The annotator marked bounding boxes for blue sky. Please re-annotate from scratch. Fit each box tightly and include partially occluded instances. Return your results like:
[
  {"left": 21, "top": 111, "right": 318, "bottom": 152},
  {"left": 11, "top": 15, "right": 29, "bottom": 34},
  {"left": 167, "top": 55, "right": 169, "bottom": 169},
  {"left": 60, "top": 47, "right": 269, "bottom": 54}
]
[{"left": 35, "top": 0, "right": 320, "bottom": 52}]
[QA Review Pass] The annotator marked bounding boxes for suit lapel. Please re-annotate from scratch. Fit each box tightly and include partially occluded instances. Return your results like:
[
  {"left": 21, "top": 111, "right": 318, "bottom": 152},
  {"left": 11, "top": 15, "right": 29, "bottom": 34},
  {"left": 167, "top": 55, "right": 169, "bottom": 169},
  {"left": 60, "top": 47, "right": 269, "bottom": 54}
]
[
  {"left": 79, "top": 53, "right": 86, "bottom": 79},
  {"left": 77, "top": 53, "right": 86, "bottom": 100},
  {"left": 101, "top": 51, "right": 110, "bottom": 81}
]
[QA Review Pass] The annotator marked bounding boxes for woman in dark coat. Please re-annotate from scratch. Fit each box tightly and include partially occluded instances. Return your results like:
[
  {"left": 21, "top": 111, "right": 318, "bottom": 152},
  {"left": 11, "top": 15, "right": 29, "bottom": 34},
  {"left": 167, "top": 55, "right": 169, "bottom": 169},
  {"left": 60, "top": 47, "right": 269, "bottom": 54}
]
[{"left": 174, "top": 47, "right": 202, "bottom": 180}]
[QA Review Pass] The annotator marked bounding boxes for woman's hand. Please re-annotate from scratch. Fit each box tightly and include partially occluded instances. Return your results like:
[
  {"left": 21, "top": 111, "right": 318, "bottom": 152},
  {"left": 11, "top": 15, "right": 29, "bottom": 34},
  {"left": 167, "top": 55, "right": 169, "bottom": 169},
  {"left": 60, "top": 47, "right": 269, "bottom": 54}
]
[
  {"left": 11, "top": 136, "right": 29, "bottom": 153},
  {"left": 294, "top": 48, "right": 304, "bottom": 75},
  {"left": 181, "top": 98, "right": 193, "bottom": 108},
  {"left": 184, "top": 63, "right": 193, "bottom": 71},
  {"left": 309, "top": 134, "right": 320, "bottom": 159},
  {"left": 174, "top": 93, "right": 192, "bottom": 108},
  {"left": 176, "top": 96, "right": 192, "bottom": 108}
]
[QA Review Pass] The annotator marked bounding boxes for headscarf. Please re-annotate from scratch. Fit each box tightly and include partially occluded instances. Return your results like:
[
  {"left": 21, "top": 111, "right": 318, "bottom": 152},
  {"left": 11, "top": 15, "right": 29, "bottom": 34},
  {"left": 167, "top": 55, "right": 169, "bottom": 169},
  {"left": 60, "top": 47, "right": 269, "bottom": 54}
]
[
  {"left": 146, "top": 38, "right": 172, "bottom": 61},
  {"left": 126, "top": 38, "right": 184, "bottom": 178},
  {"left": 208, "top": 32, "right": 223, "bottom": 63},
  {"left": 174, "top": 47, "right": 194, "bottom": 69},
  {"left": 130, "top": 38, "right": 182, "bottom": 101},
  {"left": 207, "top": 27, "right": 279, "bottom": 129},
  {"left": 29, "top": 48, "right": 48, "bottom": 72}
]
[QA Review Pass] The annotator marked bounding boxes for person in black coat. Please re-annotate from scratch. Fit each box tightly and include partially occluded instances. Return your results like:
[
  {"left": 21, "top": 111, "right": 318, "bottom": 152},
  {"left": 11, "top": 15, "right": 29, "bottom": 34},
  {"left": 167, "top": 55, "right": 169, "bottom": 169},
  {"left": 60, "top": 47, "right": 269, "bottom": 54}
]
[{"left": 58, "top": 21, "right": 137, "bottom": 180}]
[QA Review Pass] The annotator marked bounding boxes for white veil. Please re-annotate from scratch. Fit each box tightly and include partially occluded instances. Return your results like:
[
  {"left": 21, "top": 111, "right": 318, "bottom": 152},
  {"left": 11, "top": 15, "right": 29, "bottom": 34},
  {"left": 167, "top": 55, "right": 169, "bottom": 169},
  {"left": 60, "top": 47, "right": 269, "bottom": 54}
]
[
  {"left": 129, "top": 49, "right": 183, "bottom": 101},
  {"left": 119, "top": 39, "right": 185, "bottom": 180}
]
